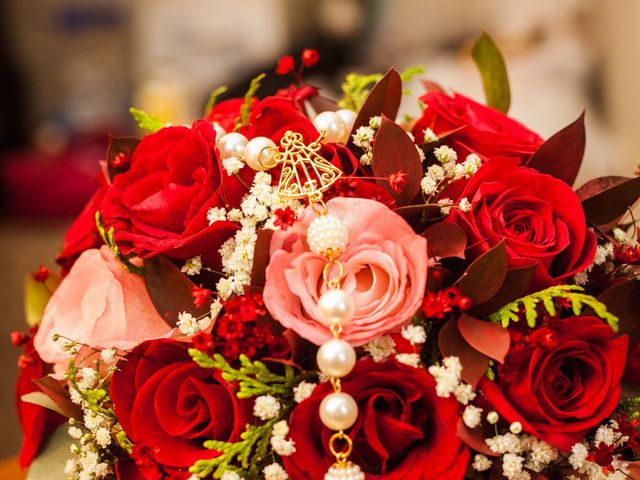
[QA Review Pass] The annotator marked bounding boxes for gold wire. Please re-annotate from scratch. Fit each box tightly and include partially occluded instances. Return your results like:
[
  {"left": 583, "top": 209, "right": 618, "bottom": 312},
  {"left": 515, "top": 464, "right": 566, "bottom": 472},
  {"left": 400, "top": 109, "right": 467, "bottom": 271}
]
[{"left": 322, "top": 259, "right": 344, "bottom": 289}]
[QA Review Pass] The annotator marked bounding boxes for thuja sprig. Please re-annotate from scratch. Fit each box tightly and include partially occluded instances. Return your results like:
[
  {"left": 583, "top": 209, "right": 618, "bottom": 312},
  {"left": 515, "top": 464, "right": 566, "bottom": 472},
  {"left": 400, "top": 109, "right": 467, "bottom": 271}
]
[
  {"left": 95, "top": 211, "right": 144, "bottom": 275},
  {"left": 128, "top": 107, "right": 164, "bottom": 133},
  {"left": 235, "top": 73, "right": 266, "bottom": 130},
  {"left": 204, "top": 85, "right": 229, "bottom": 117},
  {"left": 189, "top": 349, "right": 311, "bottom": 398},
  {"left": 489, "top": 284, "right": 619, "bottom": 331},
  {"left": 190, "top": 415, "right": 282, "bottom": 479}
]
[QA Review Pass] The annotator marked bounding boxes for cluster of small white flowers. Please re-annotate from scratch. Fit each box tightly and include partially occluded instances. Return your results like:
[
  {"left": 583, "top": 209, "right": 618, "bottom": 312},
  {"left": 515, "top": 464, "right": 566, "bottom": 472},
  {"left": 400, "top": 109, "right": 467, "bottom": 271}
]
[
  {"left": 574, "top": 242, "right": 615, "bottom": 286},
  {"left": 401, "top": 324, "right": 426, "bottom": 345},
  {"left": 420, "top": 148, "right": 480, "bottom": 198},
  {"left": 293, "top": 381, "right": 317, "bottom": 403},
  {"left": 363, "top": 335, "right": 396, "bottom": 362},
  {"left": 64, "top": 366, "right": 121, "bottom": 480},
  {"left": 423, "top": 128, "right": 439, "bottom": 143},
  {"left": 176, "top": 311, "right": 212, "bottom": 336},
  {"left": 270, "top": 420, "right": 296, "bottom": 456},
  {"left": 181, "top": 255, "right": 203, "bottom": 276},
  {"left": 221, "top": 471, "right": 245, "bottom": 480},
  {"left": 263, "top": 462, "right": 289, "bottom": 480},
  {"left": 472, "top": 454, "right": 492, "bottom": 472},
  {"left": 568, "top": 441, "right": 630, "bottom": 479},
  {"left": 253, "top": 395, "right": 281, "bottom": 420},
  {"left": 207, "top": 206, "right": 228, "bottom": 225},
  {"left": 352, "top": 124, "right": 376, "bottom": 166},
  {"left": 463, "top": 405, "right": 483, "bottom": 428},
  {"left": 216, "top": 173, "right": 303, "bottom": 300},
  {"left": 427, "top": 356, "right": 476, "bottom": 405},
  {"left": 395, "top": 353, "right": 421, "bottom": 368},
  {"left": 485, "top": 431, "right": 559, "bottom": 479},
  {"left": 222, "top": 156, "right": 245, "bottom": 175}
]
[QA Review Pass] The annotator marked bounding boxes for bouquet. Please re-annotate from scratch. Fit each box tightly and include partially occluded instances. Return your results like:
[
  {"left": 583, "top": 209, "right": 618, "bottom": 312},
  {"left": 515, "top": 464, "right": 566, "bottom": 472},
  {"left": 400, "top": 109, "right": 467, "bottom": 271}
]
[{"left": 14, "top": 35, "right": 640, "bottom": 480}]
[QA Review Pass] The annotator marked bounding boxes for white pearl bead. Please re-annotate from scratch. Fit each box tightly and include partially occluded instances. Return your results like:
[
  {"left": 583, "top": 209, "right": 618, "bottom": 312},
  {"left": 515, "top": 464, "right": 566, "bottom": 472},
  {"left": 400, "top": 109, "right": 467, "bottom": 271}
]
[
  {"left": 324, "top": 462, "right": 365, "bottom": 480},
  {"left": 317, "top": 339, "right": 356, "bottom": 378},
  {"left": 336, "top": 109, "right": 357, "bottom": 139},
  {"left": 313, "top": 111, "right": 347, "bottom": 144},
  {"left": 307, "top": 214, "right": 349, "bottom": 256},
  {"left": 217, "top": 132, "right": 248, "bottom": 160},
  {"left": 319, "top": 392, "right": 358, "bottom": 431},
  {"left": 243, "top": 136, "right": 278, "bottom": 170},
  {"left": 211, "top": 122, "right": 226, "bottom": 139},
  {"left": 317, "top": 289, "right": 355, "bottom": 326}
]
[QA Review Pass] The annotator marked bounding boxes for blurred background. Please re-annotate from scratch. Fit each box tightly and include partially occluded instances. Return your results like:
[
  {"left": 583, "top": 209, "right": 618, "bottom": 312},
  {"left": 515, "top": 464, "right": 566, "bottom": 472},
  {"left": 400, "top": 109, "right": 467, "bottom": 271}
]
[{"left": 0, "top": 0, "right": 638, "bottom": 467}]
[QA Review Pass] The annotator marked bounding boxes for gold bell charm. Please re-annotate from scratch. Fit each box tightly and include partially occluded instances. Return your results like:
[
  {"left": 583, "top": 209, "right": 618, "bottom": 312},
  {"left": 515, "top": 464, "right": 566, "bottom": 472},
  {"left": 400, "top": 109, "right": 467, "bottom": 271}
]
[{"left": 324, "top": 433, "right": 365, "bottom": 480}]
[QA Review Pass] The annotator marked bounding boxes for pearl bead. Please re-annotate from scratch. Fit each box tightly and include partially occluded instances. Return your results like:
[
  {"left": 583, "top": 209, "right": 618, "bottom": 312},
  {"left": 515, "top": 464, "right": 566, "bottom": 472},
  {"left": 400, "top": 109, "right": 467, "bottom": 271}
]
[
  {"left": 307, "top": 214, "right": 349, "bottom": 256},
  {"left": 317, "top": 339, "right": 356, "bottom": 378},
  {"left": 319, "top": 392, "right": 358, "bottom": 431},
  {"left": 211, "top": 122, "right": 226, "bottom": 139},
  {"left": 243, "top": 136, "right": 278, "bottom": 170},
  {"left": 217, "top": 132, "right": 247, "bottom": 160},
  {"left": 336, "top": 109, "right": 357, "bottom": 138},
  {"left": 313, "top": 111, "right": 347, "bottom": 144},
  {"left": 325, "top": 462, "right": 365, "bottom": 480},
  {"left": 317, "top": 289, "right": 355, "bottom": 326}
]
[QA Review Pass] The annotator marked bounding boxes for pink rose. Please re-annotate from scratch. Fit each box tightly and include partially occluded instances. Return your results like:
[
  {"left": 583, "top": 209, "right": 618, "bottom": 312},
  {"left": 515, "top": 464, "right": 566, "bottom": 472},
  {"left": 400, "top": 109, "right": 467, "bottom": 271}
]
[
  {"left": 264, "top": 197, "right": 427, "bottom": 345},
  {"left": 34, "top": 246, "right": 173, "bottom": 375}
]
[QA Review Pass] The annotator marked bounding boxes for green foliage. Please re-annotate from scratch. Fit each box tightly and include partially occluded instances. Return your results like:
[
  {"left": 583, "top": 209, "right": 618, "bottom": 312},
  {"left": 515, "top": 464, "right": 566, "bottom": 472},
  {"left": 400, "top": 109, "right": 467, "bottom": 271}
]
[
  {"left": 116, "top": 431, "right": 133, "bottom": 454},
  {"left": 471, "top": 32, "right": 511, "bottom": 114},
  {"left": 189, "top": 349, "right": 306, "bottom": 399},
  {"left": 235, "top": 73, "right": 266, "bottom": 130},
  {"left": 204, "top": 85, "right": 229, "bottom": 117},
  {"left": 95, "top": 211, "right": 144, "bottom": 275},
  {"left": 129, "top": 107, "right": 164, "bottom": 133},
  {"left": 489, "top": 285, "right": 619, "bottom": 331},
  {"left": 190, "top": 417, "right": 279, "bottom": 478},
  {"left": 338, "top": 65, "right": 425, "bottom": 111}
]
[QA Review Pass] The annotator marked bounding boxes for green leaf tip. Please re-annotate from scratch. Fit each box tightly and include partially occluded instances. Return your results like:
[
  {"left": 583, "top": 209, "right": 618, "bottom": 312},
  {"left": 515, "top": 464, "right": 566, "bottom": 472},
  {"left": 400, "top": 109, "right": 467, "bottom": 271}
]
[
  {"left": 129, "top": 107, "right": 164, "bottom": 133},
  {"left": 472, "top": 31, "right": 511, "bottom": 114}
]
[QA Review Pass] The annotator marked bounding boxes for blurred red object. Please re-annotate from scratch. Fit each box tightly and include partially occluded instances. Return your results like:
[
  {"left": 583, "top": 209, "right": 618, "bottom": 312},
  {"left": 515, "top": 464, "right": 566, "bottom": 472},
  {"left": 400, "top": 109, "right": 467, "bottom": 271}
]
[{"left": 0, "top": 134, "right": 107, "bottom": 217}]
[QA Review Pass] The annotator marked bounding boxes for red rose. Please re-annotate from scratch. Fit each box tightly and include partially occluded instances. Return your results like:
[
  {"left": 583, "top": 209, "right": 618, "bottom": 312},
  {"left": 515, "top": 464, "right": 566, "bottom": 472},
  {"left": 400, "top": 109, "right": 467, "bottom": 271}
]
[
  {"left": 412, "top": 91, "right": 543, "bottom": 162},
  {"left": 444, "top": 157, "right": 596, "bottom": 287},
  {"left": 480, "top": 316, "right": 628, "bottom": 451},
  {"left": 284, "top": 359, "right": 469, "bottom": 479},
  {"left": 111, "top": 339, "right": 249, "bottom": 478},
  {"left": 205, "top": 97, "right": 257, "bottom": 132},
  {"left": 100, "top": 120, "right": 249, "bottom": 266}
]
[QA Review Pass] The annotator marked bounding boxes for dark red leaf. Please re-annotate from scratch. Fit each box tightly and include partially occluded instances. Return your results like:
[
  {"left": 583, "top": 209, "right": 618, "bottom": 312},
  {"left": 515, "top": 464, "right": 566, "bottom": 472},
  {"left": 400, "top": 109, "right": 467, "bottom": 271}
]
[
  {"left": 371, "top": 115, "right": 422, "bottom": 205},
  {"left": 423, "top": 222, "right": 467, "bottom": 259},
  {"left": 456, "top": 419, "right": 496, "bottom": 456},
  {"left": 457, "top": 314, "right": 510, "bottom": 364},
  {"left": 581, "top": 176, "right": 640, "bottom": 226},
  {"left": 526, "top": 112, "right": 585, "bottom": 186},
  {"left": 597, "top": 279, "right": 640, "bottom": 352},
  {"left": 438, "top": 319, "right": 490, "bottom": 388},
  {"left": 420, "top": 79, "right": 446, "bottom": 93},
  {"left": 459, "top": 240, "right": 508, "bottom": 305},
  {"left": 250, "top": 229, "right": 275, "bottom": 287},
  {"left": 576, "top": 176, "right": 631, "bottom": 201},
  {"left": 106, "top": 135, "right": 139, "bottom": 180},
  {"left": 143, "top": 255, "right": 209, "bottom": 323},
  {"left": 347, "top": 69, "right": 402, "bottom": 149},
  {"left": 471, "top": 262, "right": 537, "bottom": 317},
  {"left": 31, "top": 376, "right": 82, "bottom": 419},
  {"left": 306, "top": 95, "right": 339, "bottom": 116}
]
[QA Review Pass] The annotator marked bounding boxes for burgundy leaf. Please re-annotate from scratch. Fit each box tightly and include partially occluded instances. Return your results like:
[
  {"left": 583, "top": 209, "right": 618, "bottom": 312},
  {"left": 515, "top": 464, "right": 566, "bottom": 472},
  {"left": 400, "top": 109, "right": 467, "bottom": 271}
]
[
  {"left": 143, "top": 255, "right": 209, "bottom": 323},
  {"left": 106, "top": 135, "right": 139, "bottom": 180},
  {"left": 597, "top": 279, "right": 640, "bottom": 352},
  {"left": 459, "top": 240, "right": 508, "bottom": 305},
  {"left": 457, "top": 314, "right": 510, "bottom": 364},
  {"left": 371, "top": 115, "right": 422, "bottom": 205},
  {"left": 438, "top": 319, "right": 490, "bottom": 388},
  {"left": 581, "top": 176, "right": 640, "bottom": 226},
  {"left": 423, "top": 222, "right": 467, "bottom": 259},
  {"left": 32, "top": 376, "right": 83, "bottom": 419},
  {"left": 526, "top": 112, "right": 585, "bottom": 186},
  {"left": 347, "top": 69, "right": 402, "bottom": 149},
  {"left": 471, "top": 262, "right": 537, "bottom": 317},
  {"left": 250, "top": 228, "right": 275, "bottom": 287}
]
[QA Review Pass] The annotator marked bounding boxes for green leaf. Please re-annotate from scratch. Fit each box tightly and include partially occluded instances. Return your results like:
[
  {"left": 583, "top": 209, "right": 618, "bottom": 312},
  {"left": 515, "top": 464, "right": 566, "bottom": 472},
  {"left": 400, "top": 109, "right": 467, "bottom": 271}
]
[
  {"left": 95, "top": 211, "right": 144, "bottom": 275},
  {"left": 489, "top": 285, "right": 619, "bottom": 331},
  {"left": 471, "top": 32, "right": 511, "bottom": 113},
  {"left": 204, "top": 85, "right": 229, "bottom": 117},
  {"left": 24, "top": 273, "right": 59, "bottom": 327},
  {"left": 129, "top": 107, "right": 164, "bottom": 133},
  {"left": 235, "top": 73, "right": 266, "bottom": 130}
]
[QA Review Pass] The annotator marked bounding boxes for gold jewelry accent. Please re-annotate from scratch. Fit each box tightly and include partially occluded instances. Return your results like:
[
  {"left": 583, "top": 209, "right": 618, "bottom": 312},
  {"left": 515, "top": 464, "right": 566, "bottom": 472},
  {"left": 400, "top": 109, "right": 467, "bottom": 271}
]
[
  {"left": 274, "top": 131, "right": 343, "bottom": 200},
  {"left": 329, "top": 431, "right": 353, "bottom": 465}
]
